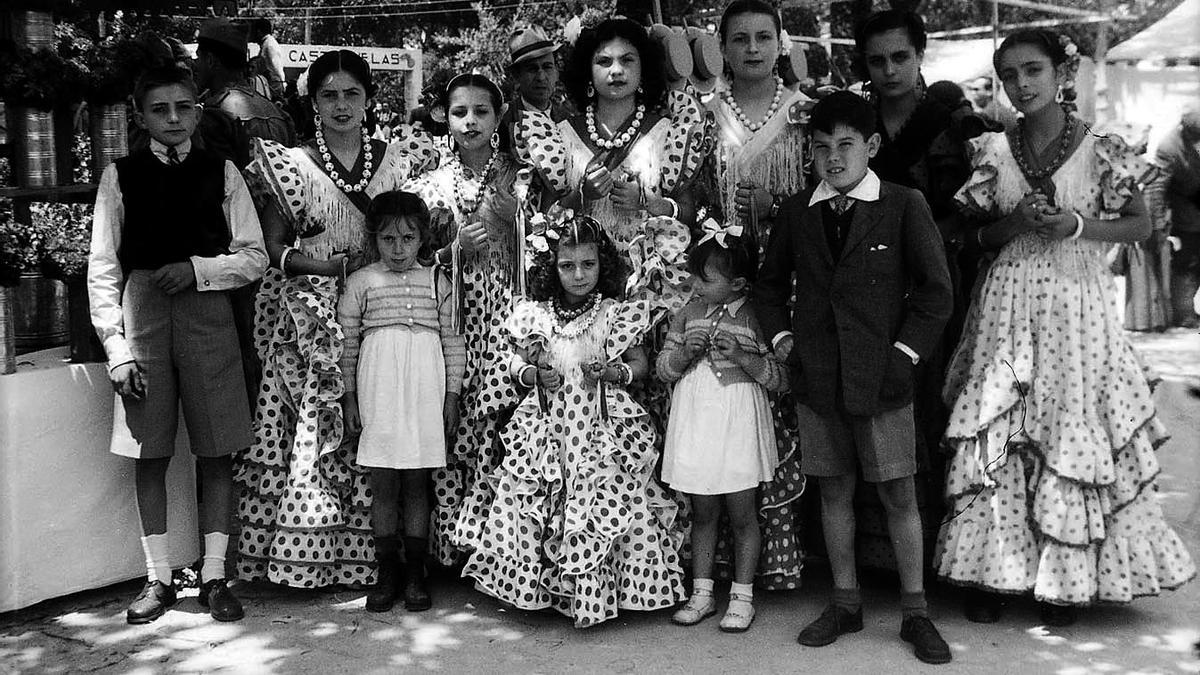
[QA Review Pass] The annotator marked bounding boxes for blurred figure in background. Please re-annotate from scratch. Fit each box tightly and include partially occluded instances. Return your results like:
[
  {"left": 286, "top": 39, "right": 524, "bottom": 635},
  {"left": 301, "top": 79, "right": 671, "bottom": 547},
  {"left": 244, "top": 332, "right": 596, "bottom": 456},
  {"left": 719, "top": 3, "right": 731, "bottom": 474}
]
[{"left": 1149, "top": 106, "right": 1200, "bottom": 328}]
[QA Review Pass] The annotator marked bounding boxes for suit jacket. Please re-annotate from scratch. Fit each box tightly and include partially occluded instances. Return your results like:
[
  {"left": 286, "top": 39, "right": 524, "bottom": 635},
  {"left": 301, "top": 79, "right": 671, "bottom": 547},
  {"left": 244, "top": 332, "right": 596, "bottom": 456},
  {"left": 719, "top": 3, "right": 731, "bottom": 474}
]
[
  {"left": 1153, "top": 127, "right": 1200, "bottom": 234},
  {"left": 754, "top": 181, "right": 952, "bottom": 417}
]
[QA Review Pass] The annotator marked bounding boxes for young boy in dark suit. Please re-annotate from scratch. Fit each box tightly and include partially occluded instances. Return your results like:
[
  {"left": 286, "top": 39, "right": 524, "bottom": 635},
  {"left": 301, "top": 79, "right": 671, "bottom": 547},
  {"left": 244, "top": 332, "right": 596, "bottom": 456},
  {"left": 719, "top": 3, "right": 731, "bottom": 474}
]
[
  {"left": 87, "top": 64, "right": 267, "bottom": 624},
  {"left": 755, "top": 91, "right": 953, "bottom": 664}
]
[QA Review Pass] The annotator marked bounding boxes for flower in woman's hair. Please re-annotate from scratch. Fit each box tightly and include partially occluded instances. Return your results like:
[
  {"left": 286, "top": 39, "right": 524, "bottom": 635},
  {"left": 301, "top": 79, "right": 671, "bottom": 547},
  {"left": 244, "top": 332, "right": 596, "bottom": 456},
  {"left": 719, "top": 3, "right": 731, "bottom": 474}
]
[{"left": 779, "top": 28, "right": 792, "bottom": 57}]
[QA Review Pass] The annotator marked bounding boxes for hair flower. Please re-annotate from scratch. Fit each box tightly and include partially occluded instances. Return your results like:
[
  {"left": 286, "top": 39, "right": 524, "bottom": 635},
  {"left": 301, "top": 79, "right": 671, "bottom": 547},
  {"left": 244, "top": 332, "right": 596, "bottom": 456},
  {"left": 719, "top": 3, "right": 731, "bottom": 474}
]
[{"left": 779, "top": 27, "right": 792, "bottom": 57}]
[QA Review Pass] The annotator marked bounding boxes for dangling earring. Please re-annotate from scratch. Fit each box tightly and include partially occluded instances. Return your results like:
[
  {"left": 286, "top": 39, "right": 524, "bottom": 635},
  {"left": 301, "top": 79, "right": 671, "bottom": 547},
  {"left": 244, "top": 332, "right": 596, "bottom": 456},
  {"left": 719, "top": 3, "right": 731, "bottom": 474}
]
[
  {"left": 447, "top": 134, "right": 458, "bottom": 155},
  {"left": 637, "top": 85, "right": 644, "bottom": 95},
  {"left": 587, "top": 83, "right": 595, "bottom": 99},
  {"left": 312, "top": 113, "right": 322, "bottom": 131},
  {"left": 490, "top": 131, "right": 500, "bottom": 150}
]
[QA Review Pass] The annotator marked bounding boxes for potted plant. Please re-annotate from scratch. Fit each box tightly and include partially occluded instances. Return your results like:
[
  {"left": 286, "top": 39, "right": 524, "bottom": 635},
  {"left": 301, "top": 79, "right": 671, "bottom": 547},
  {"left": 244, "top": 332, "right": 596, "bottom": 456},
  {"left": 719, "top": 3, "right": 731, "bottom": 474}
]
[
  {"left": 0, "top": 47, "right": 86, "bottom": 187},
  {"left": 73, "top": 34, "right": 141, "bottom": 176}
]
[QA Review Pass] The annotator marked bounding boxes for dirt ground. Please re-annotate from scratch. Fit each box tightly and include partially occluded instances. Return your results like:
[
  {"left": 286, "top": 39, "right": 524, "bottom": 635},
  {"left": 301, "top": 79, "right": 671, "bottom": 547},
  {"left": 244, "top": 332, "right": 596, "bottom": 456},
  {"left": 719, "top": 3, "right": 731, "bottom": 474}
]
[{"left": 3, "top": 330, "right": 1198, "bottom": 674}]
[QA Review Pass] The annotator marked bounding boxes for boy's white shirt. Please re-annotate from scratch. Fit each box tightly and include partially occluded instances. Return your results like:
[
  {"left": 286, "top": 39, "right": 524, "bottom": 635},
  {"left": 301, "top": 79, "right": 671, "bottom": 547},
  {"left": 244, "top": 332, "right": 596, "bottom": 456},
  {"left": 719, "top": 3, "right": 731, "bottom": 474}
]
[
  {"left": 774, "top": 168, "right": 920, "bottom": 365},
  {"left": 808, "top": 168, "right": 881, "bottom": 206},
  {"left": 88, "top": 137, "right": 268, "bottom": 370}
]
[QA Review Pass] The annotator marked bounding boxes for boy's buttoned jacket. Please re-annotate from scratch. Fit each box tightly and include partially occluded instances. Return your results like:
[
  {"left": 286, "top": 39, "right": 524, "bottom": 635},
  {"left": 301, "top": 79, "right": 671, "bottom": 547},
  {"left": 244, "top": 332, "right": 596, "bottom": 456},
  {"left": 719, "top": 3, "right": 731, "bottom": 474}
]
[{"left": 755, "top": 181, "right": 952, "bottom": 417}]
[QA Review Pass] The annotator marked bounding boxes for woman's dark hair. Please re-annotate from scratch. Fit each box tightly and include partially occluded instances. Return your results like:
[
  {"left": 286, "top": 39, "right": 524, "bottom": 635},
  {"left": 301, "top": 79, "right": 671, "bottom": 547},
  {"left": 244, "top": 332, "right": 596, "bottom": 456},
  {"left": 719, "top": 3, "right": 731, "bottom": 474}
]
[
  {"left": 687, "top": 234, "right": 758, "bottom": 286},
  {"left": 527, "top": 216, "right": 628, "bottom": 301},
  {"left": 992, "top": 29, "right": 1068, "bottom": 72},
  {"left": 566, "top": 17, "right": 668, "bottom": 112},
  {"left": 854, "top": 9, "right": 927, "bottom": 55},
  {"left": 306, "top": 49, "right": 376, "bottom": 101},
  {"left": 718, "top": 0, "right": 781, "bottom": 44},
  {"left": 363, "top": 191, "right": 434, "bottom": 263},
  {"left": 440, "top": 73, "right": 505, "bottom": 113},
  {"left": 133, "top": 64, "right": 198, "bottom": 110}
]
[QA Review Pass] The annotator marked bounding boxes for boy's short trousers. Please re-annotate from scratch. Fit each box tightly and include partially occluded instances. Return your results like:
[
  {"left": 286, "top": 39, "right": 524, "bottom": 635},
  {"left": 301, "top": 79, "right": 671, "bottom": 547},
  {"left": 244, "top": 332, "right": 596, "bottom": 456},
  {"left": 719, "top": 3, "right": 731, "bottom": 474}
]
[
  {"left": 796, "top": 402, "right": 915, "bottom": 483},
  {"left": 110, "top": 270, "right": 252, "bottom": 459}
]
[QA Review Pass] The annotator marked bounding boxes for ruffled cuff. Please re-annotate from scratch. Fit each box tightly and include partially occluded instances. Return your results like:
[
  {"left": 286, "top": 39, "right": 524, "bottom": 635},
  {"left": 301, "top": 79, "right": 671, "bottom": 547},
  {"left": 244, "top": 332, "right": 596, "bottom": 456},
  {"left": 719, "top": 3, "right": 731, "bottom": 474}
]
[
  {"left": 1093, "top": 131, "right": 1160, "bottom": 214},
  {"left": 953, "top": 132, "right": 1004, "bottom": 219}
]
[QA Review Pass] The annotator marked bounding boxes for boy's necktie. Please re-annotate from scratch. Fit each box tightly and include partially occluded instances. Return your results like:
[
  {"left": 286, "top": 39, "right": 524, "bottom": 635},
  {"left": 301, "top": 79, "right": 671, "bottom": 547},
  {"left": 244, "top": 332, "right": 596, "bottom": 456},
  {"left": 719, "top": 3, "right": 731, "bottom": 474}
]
[
  {"left": 166, "top": 146, "right": 181, "bottom": 165},
  {"left": 831, "top": 194, "right": 852, "bottom": 215}
]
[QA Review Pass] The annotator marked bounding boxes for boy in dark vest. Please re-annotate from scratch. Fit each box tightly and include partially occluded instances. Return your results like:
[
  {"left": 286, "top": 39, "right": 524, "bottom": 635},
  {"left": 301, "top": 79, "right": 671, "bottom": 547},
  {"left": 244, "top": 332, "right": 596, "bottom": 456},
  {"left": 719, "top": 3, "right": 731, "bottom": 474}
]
[
  {"left": 755, "top": 91, "right": 953, "bottom": 664},
  {"left": 87, "top": 65, "right": 267, "bottom": 624}
]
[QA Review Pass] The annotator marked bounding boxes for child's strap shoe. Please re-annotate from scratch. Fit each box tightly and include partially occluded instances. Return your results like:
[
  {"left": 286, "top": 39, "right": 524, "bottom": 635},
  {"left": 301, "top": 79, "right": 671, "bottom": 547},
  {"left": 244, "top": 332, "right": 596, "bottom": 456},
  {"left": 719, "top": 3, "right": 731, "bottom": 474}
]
[
  {"left": 718, "top": 593, "right": 755, "bottom": 633},
  {"left": 671, "top": 591, "right": 717, "bottom": 626}
]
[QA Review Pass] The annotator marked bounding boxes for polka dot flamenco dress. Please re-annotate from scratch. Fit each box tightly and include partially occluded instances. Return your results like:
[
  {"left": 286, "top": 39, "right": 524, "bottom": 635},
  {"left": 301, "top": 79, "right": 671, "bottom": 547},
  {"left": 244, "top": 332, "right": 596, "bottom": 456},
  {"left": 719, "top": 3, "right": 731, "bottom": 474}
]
[
  {"left": 463, "top": 298, "right": 686, "bottom": 627},
  {"left": 236, "top": 137, "right": 434, "bottom": 587},
  {"left": 935, "top": 130, "right": 1195, "bottom": 605}
]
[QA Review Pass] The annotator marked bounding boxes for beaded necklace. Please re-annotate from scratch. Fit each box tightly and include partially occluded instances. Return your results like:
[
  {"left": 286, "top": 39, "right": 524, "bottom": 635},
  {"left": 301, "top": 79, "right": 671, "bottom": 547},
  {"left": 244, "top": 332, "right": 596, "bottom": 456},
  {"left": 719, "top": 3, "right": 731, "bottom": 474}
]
[
  {"left": 1013, "top": 113, "right": 1078, "bottom": 180},
  {"left": 722, "top": 76, "right": 785, "bottom": 132},
  {"left": 586, "top": 102, "right": 646, "bottom": 150},
  {"left": 553, "top": 292, "right": 601, "bottom": 337},
  {"left": 451, "top": 148, "right": 500, "bottom": 221},
  {"left": 314, "top": 123, "right": 374, "bottom": 193}
]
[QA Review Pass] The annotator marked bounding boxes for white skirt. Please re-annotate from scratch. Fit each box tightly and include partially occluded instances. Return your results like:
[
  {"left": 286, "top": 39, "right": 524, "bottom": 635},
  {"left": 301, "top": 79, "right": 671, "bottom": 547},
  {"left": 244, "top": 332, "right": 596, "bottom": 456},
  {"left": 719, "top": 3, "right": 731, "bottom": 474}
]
[
  {"left": 356, "top": 326, "right": 447, "bottom": 469},
  {"left": 662, "top": 361, "right": 778, "bottom": 495}
]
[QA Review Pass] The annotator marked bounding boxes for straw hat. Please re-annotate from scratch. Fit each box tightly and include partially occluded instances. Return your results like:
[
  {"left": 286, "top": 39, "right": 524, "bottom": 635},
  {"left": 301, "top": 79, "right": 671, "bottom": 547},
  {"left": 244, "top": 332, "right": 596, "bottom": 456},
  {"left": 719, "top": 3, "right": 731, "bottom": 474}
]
[{"left": 509, "top": 26, "right": 560, "bottom": 66}]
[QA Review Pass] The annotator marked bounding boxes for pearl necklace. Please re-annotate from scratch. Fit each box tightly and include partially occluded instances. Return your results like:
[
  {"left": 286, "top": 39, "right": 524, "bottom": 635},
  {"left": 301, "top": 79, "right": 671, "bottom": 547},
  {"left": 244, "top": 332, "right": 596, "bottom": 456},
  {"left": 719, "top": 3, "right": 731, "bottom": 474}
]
[
  {"left": 723, "top": 76, "right": 784, "bottom": 132},
  {"left": 314, "top": 123, "right": 374, "bottom": 193},
  {"left": 553, "top": 292, "right": 601, "bottom": 337},
  {"left": 586, "top": 103, "right": 646, "bottom": 150},
  {"left": 452, "top": 149, "right": 500, "bottom": 219},
  {"left": 1013, "top": 114, "right": 1078, "bottom": 180}
]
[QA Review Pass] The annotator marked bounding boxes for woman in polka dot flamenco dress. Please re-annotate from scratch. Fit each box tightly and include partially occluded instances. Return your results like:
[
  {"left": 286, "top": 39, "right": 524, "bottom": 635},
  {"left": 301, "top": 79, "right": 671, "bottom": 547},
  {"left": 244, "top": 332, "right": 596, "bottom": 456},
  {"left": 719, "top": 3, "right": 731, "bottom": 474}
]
[
  {"left": 691, "top": 0, "right": 812, "bottom": 592},
  {"left": 236, "top": 50, "right": 437, "bottom": 588},
  {"left": 463, "top": 212, "right": 686, "bottom": 628},
  {"left": 403, "top": 74, "right": 537, "bottom": 566},
  {"left": 936, "top": 30, "right": 1195, "bottom": 627},
  {"left": 516, "top": 17, "right": 706, "bottom": 317}
]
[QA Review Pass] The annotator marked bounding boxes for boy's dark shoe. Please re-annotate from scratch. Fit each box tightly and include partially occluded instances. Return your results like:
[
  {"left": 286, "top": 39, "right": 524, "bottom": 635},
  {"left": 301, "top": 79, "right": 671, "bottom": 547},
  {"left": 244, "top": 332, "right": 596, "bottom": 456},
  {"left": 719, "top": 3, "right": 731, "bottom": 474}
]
[
  {"left": 403, "top": 536, "right": 432, "bottom": 612},
  {"left": 198, "top": 579, "right": 245, "bottom": 622},
  {"left": 900, "top": 615, "right": 952, "bottom": 664},
  {"left": 1038, "top": 602, "right": 1077, "bottom": 627},
  {"left": 366, "top": 559, "right": 401, "bottom": 612},
  {"left": 127, "top": 580, "right": 177, "bottom": 624},
  {"left": 796, "top": 604, "right": 863, "bottom": 646}
]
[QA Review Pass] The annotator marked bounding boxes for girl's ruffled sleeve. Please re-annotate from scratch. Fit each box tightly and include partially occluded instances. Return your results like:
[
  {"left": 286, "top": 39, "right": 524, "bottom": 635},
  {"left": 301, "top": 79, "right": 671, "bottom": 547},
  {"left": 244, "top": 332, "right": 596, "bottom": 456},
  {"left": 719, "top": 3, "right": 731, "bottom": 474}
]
[
  {"left": 246, "top": 138, "right": 312, "bottom": 235},
  {"left": 388, "top": 124, "right": 441, "bottom": 180},
  {"left": 604, "top": 298, "right": 655, "bottom": 362},
  {"left": 503, "top": 299, "right": 554, "bottom": 352},
  {"left": 659, "top": 89, "right": 708, "bottom": 194},
  {"left": 624, "top": 215, "right": 693, "bottom": 321},
  {"left": 516, "top": 110, "right": 571, "bottom": 196},
  {"left": 953, "top": 131, "right": 1004, "bottom": 219},
  {"left": 1094, "top": 131, "right": 1160, "bottom": 214}
]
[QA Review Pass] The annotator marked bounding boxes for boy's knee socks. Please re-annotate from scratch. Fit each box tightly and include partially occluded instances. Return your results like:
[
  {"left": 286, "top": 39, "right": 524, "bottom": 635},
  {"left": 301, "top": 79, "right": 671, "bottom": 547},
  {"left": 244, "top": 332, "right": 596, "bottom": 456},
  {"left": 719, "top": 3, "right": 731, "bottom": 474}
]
[
  {"left": 201, "top": 532, "right": 229, "bottom": 583},
  {"left": 141, "top": 534, "right": 172, "bottom": 585}
]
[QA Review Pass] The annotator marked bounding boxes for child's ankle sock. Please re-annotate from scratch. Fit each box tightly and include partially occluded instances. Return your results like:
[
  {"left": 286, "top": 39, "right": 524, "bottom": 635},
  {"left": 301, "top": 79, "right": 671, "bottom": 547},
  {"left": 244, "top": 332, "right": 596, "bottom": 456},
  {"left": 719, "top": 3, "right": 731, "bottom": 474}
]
[
  {"left": 141, "top": 533, "right": 172, "bottom": 585},
  {"left": 832, "top": 586, "right": 862, "bottom": 613},
  {"left": 900, "top": 591, "right": 928, "bottom": 619},
  {"left": 201, "top": 532, "right": 230, "bottom": 583},
  {"left": 730, "top": 582, "right": 754, "bottom": 600},
  {"left": 692, "top": 578, "right": 715, "bottom": 596}
]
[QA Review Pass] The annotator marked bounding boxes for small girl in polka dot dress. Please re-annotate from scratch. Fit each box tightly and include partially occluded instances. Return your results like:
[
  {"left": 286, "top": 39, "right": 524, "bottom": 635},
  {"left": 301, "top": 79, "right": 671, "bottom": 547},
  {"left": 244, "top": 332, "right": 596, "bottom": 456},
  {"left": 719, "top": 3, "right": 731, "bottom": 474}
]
[
  {"left": 462, "top": 212, "right": 686, "bottom": 628},
  {"left": 658, "top": 225, "right": 789, "bottom": 633},
  {"left": 936, "top": 29, "right": 1195, "bottom": 626},
  {"left": 338, "top": 191, "right": 466, "bottom": 613}
]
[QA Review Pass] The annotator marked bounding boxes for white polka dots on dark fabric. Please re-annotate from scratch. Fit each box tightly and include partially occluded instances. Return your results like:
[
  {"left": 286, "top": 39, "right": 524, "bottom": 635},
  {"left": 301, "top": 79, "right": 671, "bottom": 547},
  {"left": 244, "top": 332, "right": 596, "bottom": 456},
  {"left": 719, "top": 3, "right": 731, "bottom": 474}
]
[
  {"left": 934, "top": 131, "right": 1196, "bottom": 605},
  {"left": 236, "top": 137, "right": 432, "bottom": 588},
  {"left": 404, "top": 162, "right": 528, "bottom": 566},
  {"left": 462, "top": 299, "right": 686, "bottom": 628}
]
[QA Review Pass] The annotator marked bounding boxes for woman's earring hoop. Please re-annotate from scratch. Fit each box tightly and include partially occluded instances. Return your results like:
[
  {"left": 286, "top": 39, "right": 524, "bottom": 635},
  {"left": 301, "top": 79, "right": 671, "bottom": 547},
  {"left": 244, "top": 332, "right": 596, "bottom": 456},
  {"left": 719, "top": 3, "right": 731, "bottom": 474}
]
[
  {"left": 490, "top": 132, "right": 500, "bottom": 150},
  {"left": 587, "top": 83, "right": 595, "bottom": 99}
]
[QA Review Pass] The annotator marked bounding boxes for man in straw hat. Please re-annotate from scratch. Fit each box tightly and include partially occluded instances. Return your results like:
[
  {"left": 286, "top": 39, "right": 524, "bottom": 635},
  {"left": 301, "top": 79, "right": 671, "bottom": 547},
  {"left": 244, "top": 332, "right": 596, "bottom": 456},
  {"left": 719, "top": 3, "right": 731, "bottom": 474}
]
[{"left": 501, "top": 25, "right": 572, "bottom": 142}]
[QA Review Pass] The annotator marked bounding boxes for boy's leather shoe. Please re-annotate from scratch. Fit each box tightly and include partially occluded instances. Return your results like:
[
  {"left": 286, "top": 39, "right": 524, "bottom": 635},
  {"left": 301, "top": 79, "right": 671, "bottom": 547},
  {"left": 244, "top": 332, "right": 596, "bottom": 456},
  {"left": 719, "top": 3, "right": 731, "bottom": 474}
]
[
  {"left": 796, "top": 604, "right": 863, "bottom": 646},
  {"left": 900, "top": 615, "right": 952, "bottom": 664},
  {"left": 366, "top": 559, "right": 400, "bottom": 613},
  {"left": 198, "top": 579, "right": 245, "bottom": 622},
  {"left": 127, "top": 580, "right": 176, "bottom": 624}
]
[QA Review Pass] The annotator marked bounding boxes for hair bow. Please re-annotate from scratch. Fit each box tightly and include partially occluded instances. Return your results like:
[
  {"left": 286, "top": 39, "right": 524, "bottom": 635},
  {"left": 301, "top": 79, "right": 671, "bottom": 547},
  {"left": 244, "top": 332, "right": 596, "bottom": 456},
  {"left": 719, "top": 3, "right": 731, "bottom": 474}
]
[{"left": 697, "top": 218, "right": 743, "bottom": 248}]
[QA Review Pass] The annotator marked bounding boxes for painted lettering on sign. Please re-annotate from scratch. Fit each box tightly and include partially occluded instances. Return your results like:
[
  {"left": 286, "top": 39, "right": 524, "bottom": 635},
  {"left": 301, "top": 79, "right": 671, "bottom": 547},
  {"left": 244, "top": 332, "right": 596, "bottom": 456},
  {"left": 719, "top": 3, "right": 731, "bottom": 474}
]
[{"left": 280, "top": 45, "right": 419, "bottom": 72}]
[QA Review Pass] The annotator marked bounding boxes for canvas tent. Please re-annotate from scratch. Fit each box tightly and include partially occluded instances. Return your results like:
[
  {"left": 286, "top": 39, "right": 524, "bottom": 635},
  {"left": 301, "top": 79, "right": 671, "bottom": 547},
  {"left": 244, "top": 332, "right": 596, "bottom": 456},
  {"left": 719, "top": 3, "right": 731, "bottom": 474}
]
[{"left": 1104, "top": 0, "right": 1200, "bottom": 152}]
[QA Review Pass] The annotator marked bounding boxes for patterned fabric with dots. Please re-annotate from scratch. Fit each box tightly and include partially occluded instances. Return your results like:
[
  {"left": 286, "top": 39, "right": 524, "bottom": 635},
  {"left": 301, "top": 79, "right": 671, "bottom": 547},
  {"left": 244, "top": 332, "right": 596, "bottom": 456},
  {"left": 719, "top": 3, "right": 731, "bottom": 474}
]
[
  {"left": 462, "top": 298, "right": 686, "bottom": 627},
  {"left": 935, "top": 130, "right": 1196, "bottom": 604}
]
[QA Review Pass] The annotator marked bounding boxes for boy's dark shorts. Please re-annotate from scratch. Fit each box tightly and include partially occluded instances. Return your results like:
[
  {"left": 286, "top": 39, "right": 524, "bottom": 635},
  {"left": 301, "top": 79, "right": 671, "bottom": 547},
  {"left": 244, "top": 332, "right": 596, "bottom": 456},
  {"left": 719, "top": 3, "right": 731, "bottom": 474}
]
[
  {"left": 110, "top": 271, "right": 252, "bottom": 459},
  {"left": 796, "top": 402, "right": 915, "bottom": 483}
]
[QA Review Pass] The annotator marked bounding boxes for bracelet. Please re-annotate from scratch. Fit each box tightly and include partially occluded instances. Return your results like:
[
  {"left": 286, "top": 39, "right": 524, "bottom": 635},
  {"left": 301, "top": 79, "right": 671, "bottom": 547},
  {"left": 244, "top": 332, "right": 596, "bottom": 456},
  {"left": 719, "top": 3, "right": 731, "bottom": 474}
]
[
  {"left": 279, "top": 246, "right": 297, "bottom": 274},
  {"left": 517, "top": 363, "right": 537, "bottom": 387},
  {"left": 662, "top": 197, "right": 680, "bottom": 220},
  {"left": 1069, "top": 212, "right": 1085, "bottom": 240},
  {"left": 615, "top": 363, "right": 633, "bottom": 386}
]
